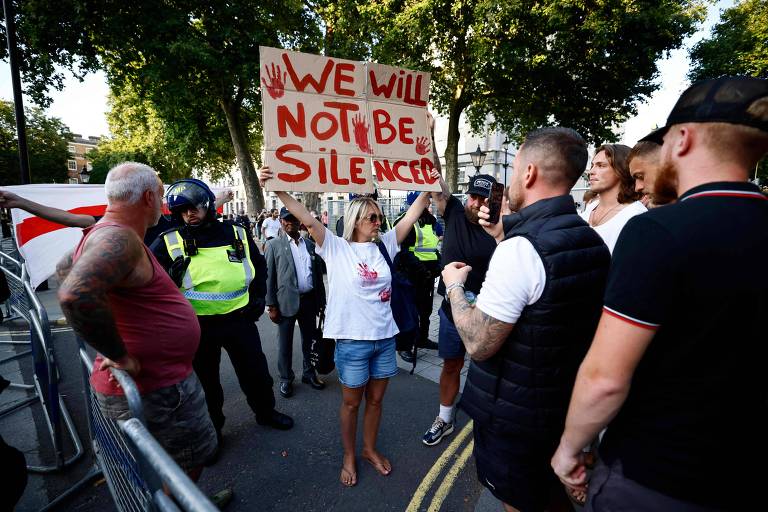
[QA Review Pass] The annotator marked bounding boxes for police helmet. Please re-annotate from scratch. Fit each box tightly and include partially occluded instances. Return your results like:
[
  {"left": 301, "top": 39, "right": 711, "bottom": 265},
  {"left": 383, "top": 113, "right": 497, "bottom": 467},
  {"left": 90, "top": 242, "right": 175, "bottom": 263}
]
[{"left": 165, "top": 179, "right": 216, "bottom": 217}]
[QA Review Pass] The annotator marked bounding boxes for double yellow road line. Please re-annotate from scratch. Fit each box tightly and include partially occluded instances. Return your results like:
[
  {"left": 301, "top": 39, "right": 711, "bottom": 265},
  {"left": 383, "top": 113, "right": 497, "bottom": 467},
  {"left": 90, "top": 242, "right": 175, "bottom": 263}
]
[{"left": 406, "top": 420, "right": 475, "bottom": 512}]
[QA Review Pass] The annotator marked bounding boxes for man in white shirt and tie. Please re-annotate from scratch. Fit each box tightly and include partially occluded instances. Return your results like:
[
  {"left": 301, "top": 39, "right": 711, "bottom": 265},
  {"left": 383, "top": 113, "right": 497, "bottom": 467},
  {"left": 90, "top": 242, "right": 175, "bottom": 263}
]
[{"left": 265, "top": 207, "right": 327, "bottom": 398}]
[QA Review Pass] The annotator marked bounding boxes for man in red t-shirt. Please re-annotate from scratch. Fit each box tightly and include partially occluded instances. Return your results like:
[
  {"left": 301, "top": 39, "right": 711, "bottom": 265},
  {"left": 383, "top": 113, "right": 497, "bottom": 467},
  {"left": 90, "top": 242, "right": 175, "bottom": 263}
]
[{"left": 57, "top": 162, "right": 218, "bottom": 481}]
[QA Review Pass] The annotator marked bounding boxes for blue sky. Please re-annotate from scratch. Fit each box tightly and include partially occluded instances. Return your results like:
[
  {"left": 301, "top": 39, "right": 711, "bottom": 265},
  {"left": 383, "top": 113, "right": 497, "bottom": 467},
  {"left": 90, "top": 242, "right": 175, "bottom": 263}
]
[{"left": 0, "top": 1, "right": 735, "bottom": 143}]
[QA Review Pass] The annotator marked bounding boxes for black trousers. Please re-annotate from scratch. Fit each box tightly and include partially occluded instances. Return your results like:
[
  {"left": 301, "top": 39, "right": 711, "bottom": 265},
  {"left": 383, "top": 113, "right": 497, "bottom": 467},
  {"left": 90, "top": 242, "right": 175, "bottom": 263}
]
[
  {"left": 277, "top": 293, "right": 318, "bottom": 383},
  {"left": 194, "top": 312, "right": 275, "bottom": 432},
  {"left": 416, "top": 260, "right": 440, "bottom": 343}
]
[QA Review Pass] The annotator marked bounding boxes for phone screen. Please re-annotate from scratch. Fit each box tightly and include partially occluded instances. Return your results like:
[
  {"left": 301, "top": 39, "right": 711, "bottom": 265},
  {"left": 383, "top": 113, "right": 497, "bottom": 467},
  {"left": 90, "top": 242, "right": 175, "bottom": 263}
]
[{"left": 487, "top": 183, "right": 504, "bottom": 224}]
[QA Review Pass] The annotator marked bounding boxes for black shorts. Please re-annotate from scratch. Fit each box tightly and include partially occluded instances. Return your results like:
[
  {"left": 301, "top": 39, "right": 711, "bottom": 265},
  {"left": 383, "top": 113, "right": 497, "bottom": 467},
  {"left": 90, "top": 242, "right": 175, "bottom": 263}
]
[{"left": 473, "top": 424, "right": 564, "bottom": 511}]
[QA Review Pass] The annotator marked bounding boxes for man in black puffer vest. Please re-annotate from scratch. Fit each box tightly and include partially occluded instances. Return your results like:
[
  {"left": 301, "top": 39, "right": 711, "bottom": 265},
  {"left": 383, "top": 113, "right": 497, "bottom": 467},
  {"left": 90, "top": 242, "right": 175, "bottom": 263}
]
[{"left": 442, "top": 127, "right": 610, "bottom": 512}]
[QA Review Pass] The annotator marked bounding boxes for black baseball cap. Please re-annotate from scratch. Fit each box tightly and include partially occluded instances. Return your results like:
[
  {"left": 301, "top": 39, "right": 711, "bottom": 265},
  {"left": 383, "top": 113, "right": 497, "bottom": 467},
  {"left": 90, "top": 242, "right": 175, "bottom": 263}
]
[
  {"left": 640, "top": 76, "right": 768, "bottom": 144},
  {"left": 467, "top": 174, "right": 496, "bottom": 198},
  {"left": 279, "top": 207, "right": 297, "bottom": 221}
]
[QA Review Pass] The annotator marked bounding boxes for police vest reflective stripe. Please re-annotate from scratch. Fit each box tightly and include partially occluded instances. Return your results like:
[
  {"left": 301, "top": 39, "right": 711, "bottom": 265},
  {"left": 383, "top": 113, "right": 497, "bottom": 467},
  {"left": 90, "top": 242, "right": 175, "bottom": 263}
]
[
  {"left": 162, "top": 225, "right": 255, "bottom": 315},
  {"left": 410, "top": 223, "right": 439, "bottom": 261}
]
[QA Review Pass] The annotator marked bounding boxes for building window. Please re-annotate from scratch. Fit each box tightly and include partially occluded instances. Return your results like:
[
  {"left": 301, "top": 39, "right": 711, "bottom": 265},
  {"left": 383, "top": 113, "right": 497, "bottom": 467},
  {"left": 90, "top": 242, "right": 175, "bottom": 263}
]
[
  {"left": 68, "top": 178, "right": 78, "bottom": 184},
  {"left": 68, "top": 160, "right": 77, "bottom": 170}
]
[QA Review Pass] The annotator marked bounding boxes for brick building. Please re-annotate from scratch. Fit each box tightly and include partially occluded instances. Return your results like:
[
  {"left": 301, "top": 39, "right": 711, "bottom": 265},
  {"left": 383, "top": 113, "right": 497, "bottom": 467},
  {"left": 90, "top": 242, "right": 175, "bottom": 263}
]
[{"left": 66, "top": 135, "right": 100, "bottom": 183}]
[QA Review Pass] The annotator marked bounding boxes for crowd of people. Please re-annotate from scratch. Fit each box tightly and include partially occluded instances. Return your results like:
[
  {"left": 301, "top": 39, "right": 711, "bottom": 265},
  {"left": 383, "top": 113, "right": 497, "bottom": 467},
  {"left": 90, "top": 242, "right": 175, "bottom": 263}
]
[{"left": 1, "top": 75, "right": 767, "bottom": 511}]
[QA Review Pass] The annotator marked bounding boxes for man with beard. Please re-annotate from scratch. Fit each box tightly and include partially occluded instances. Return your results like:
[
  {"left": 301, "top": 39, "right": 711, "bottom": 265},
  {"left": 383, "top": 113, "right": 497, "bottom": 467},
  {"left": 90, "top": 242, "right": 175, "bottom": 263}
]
[
  {"left": 150, "top": 179, "right": 293, "bottom": 455},
  {"left": 552, "top": 76, "right": 768, "bottom": 511},
  {"left": 580, "top": 144, "right": 646, "bottom": 253},
  {"left": 443, "top": 127, "right": 610, "bottom": 511},
  {"left": 421, "top": 171, "right": 498, "bottom": 446},
  {"left": 627, "top": 141, "right": 670, "bottom": 208},
  {"left": 262, "top": 208, "right": 281, "bottom": 240}
]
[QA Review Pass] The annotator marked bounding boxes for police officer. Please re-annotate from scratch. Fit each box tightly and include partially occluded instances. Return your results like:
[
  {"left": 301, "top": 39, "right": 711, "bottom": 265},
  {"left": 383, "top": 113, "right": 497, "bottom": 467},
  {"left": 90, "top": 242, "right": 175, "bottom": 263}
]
[
  {"left": 395, "top": 192, "right": 441, "bottom": 361},
  {"left": 150, "top": 179, "right": 293, "bottom": 448}
]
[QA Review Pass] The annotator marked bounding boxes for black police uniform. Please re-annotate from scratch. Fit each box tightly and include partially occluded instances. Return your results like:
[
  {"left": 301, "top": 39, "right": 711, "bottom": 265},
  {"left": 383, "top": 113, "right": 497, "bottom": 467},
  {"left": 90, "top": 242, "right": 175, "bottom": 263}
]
[{"left": 150, "top": 218, "right": 279, "bottom": 433}]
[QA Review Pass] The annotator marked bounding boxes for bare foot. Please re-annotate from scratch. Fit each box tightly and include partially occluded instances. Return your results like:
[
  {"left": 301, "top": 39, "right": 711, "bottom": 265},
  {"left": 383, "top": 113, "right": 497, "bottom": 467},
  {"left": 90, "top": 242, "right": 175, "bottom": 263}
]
[
  {"left": 362, "top": 449, "right": 392, "bottom": 476},
  {"left": 340, "top": 453, "right": 357, "bottom": 487}
]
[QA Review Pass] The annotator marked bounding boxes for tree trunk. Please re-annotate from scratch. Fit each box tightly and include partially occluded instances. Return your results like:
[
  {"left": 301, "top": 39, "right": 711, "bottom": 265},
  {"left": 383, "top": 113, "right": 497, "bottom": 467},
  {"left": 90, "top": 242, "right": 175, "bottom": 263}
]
[
  {"left": 220, "top": 97, "right": 265, "bottom": 213},
  {"left": 303, "top": 191, "right": 321, "bottom": 213},
  {"left": 444, "top": 89, "right": 469, "bottom": 193}
]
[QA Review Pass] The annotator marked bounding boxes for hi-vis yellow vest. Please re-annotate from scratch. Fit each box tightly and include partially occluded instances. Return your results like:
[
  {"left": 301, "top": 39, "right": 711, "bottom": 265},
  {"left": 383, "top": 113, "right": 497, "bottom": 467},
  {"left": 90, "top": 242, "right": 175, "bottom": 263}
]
[
  {"left": 162, "top": 225, "right": 254, "bottom": 316},
  {"left": 410, "top": 223, "right": 439, "bottom": 261}
]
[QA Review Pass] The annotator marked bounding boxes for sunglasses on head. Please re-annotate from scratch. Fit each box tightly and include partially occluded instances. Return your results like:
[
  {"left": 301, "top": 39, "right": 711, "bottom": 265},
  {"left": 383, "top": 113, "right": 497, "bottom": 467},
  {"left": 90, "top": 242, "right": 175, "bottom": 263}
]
[{"left": 363, "top": 213, "right": 384, "bottom": 224}]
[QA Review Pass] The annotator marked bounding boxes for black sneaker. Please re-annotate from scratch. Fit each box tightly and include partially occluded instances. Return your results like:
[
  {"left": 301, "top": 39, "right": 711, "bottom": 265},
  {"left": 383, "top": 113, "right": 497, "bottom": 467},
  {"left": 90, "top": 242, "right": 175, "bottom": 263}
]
[
  {"left": 422, "top": 416, "right": 454, "bottom": 446},
  {"left": 256, "top": 410, "right": 294, "bottom": 430},
  {"left": 399, "top": 350, "right": 415, "bottom": 363}
]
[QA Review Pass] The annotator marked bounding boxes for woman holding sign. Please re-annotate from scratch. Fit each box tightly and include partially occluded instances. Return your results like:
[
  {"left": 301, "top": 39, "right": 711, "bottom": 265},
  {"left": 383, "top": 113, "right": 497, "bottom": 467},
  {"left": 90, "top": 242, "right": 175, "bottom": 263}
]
[{"left": 259, "top": 166, "right": 429, "bottom": 487}]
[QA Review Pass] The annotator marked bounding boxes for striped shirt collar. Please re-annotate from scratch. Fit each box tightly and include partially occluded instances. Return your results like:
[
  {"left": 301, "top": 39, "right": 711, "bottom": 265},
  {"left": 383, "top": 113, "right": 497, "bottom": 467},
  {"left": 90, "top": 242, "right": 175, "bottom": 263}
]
[{"left": 679, "top": 181, "right": 766, "bottom": 202}]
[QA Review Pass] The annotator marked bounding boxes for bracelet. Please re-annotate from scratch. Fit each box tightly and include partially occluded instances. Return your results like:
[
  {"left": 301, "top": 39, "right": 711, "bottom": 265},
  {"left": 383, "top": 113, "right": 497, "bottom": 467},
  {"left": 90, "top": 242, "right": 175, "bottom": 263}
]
[{"left": 445, "top": 282, "right": 465, "bottom": 300}]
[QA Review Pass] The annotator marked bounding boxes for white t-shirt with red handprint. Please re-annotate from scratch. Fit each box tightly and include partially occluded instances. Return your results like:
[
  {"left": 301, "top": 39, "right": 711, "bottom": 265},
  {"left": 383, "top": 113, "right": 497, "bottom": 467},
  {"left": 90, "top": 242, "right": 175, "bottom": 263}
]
[{"left": 316, "top": 227, "right": 400, "bottom": 340}]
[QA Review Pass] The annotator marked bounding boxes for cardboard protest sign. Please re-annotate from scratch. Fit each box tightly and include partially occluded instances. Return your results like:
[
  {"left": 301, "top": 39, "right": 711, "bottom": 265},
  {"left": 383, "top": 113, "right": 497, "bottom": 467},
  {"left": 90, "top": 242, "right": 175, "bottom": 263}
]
[{"left": 260, "top": 46, "right": 439, "bottom": 193}]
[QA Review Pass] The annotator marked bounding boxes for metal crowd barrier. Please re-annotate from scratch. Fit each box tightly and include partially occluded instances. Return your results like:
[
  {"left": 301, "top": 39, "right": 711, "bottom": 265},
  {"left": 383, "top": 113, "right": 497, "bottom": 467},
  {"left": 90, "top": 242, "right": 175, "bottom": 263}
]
[
  {"left": 0, "top": 246, "right": 83, "bottom": 473},
  {"left": 73, "top": 343, "right": 218, "bottom": 512}
]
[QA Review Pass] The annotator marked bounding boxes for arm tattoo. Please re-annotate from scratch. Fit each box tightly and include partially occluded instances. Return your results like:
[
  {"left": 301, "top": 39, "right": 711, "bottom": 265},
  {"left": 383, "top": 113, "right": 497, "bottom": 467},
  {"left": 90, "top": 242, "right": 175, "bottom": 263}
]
[
  {"left": 57, "top": 227, "right": 142, "bottom": 361},
  {"left": 55, "top": 250, "right": 74, "bottom": 283},
  {"left": 449, "top": 288, "right": 514, "bottom": 361}
]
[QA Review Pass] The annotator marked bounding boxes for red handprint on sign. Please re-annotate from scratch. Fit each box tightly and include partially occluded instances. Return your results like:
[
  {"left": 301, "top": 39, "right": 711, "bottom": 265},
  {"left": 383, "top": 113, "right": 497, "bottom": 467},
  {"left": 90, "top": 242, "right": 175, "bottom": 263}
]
[
  {"left": 261, "top": 63, "right": 287, "bottom": 100},
  {"left": 415, "top": 136, "right": 431, "bottom": 155},
  {"left": 352, "top": 114, "right": 373, "bottom": 154}
]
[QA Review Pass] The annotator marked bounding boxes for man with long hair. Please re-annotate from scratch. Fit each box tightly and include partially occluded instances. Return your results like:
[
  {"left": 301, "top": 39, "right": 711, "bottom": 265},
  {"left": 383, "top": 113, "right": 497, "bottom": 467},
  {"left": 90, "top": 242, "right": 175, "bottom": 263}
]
[{"left": 580, "top": 144, "right": 646, "bottom": 252}]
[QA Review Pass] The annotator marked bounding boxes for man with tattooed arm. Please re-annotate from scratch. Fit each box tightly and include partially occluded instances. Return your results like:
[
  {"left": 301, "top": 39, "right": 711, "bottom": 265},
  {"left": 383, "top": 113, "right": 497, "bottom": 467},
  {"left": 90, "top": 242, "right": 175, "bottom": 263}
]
[
  {"left": 56, "top": 162, "right": 218, "bottom": 481},
  {"left": 441, "top": 128, "right": 610, "bottom": 512}
]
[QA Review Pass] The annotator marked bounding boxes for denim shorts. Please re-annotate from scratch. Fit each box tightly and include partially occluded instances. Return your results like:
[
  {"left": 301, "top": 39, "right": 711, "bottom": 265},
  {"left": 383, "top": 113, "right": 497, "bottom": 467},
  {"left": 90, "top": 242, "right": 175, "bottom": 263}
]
[
  {"left": 95, "top": 372, "right": 218, "bottom": 472},
  {"left": 334, "top": 336, "right": 398, "bottom": 388},
  {"left": 438, "top": 308, "right": 466, "bottom": 359}
]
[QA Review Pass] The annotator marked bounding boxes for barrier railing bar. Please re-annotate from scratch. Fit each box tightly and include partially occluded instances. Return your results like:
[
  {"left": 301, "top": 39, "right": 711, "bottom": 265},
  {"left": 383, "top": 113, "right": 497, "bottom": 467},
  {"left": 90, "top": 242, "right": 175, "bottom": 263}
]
[
  {"left": 154, "top": 490, "right": 183, "bottom": 512},
  {"left": 78, "top": 346, "right": 218, "bottom": 512},
  {"left": 0, "top": 249, "right": 83, "bottom": 473},
  {"left": 120, "top": 419, "right": 218, "bottom": 512}
]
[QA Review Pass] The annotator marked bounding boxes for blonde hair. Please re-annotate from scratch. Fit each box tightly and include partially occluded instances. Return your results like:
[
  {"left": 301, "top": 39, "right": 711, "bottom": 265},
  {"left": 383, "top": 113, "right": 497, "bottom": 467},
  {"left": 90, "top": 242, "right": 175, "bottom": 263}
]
[
  {"left": 698, "top": 98, "right": 768, "bottom": 169},
  {"left": 342, "top": 197, "right": 381, "bottom": 242}
]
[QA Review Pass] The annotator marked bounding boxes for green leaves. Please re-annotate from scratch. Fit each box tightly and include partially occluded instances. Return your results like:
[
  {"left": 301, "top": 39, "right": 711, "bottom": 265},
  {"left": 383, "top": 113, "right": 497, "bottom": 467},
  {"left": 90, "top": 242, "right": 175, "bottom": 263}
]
[
  {"left": 689, "top": 0, "right": 768, "bottom": 81},
  {"left": 0, "top": 101, "right": 72, "bottom": 184}
]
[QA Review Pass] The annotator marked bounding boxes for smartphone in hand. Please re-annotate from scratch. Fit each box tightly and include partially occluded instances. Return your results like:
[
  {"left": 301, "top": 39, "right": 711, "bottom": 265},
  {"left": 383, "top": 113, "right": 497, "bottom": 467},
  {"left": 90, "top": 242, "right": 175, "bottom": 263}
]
[{"left": 486, "top": 183, "right": 505, "bottom": 224}]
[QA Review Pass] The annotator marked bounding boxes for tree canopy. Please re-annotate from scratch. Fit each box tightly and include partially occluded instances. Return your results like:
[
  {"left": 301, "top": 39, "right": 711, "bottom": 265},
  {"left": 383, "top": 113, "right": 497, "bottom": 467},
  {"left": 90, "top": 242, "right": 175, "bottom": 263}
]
[
  {"left": 0, "top": 100, "right": 72, "bottom": 185},
  {"left": 689, "top": 0, "right": 768, "bottom": 81},
  {"left": 4, "top": 0, "right": 707, "bottom": 193},
  {"left": 688, "top": 0, "right": 768, "bottom": 181},
  {"left": 371, "top": 0, "right": 705, "bottom": 189}
]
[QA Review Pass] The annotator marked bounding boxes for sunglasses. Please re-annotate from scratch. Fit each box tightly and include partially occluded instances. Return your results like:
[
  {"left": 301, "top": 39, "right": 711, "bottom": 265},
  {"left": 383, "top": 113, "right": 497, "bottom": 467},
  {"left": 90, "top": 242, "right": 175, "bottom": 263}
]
[{"left": 363, "top": 213, "right": 384, "bottom": 224}]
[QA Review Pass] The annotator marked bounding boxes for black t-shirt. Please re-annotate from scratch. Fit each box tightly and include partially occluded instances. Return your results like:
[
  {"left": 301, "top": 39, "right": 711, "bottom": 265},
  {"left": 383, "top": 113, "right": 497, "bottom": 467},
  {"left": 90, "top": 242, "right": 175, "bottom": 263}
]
[
  {"left": 438, "top": 195, "right": 497, "bottom": 322},
  {"left": 599, "top": 181, "right": 768, "bottom": 508}
]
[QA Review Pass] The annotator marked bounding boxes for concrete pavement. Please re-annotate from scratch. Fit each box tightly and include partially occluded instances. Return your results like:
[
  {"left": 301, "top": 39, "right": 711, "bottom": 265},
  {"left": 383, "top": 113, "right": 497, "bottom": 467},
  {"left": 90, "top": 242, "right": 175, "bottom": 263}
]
[{"left": 2, "top": 277, "right": 495, "bottom": 511}]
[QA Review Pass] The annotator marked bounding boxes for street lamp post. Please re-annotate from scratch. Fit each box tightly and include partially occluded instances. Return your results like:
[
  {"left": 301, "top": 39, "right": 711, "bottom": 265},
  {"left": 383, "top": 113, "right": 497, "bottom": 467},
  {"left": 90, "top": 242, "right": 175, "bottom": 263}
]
[
  {"left": 470, "top": 145, "right": 487, "bottom": 175},
  {"left": 501, "top": 137, "right": 510, "bottom": 187},
  {"left": 79, "top": 165, "right": 91, "bottom": 184}
]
